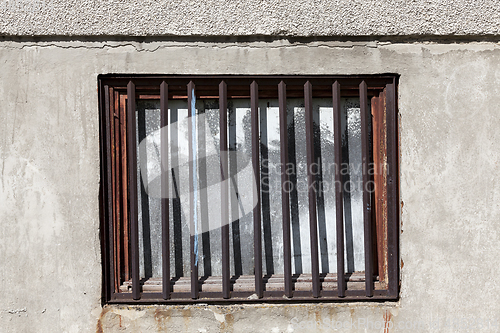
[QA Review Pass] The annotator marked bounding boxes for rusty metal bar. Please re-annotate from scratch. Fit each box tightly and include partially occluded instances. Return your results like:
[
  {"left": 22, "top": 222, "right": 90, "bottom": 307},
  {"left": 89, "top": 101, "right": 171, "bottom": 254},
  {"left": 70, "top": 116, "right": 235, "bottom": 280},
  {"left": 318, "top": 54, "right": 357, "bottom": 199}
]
[
  {"left": 360, "top": 80, "right": 373, "bottom": 297},
  {"left": 111, "top": 290, "right": 393, "bottom": 303},
  {"left": 304, "top": 81, "right": 320, "bottom": 297},
  {"left": 112, "top": 89, "right": 122, "bottom": 292},
  {"left": 278, "top": 81, "right": 293, "bottom": 298},
  {"left": 127, "top": 81, "right": 140, "bottom": 300},
  {"left": 100, "top": 84, "right": 110, "bottom": 300},
  {"left": 332, "top": 81, "right": 346, "bottom": 297},
  {"left": 386, "top": 80, "right": 399, "bottom": 298},
  {"left": 160, "top": 81, "right": 170, "bottom": 299},
  {"left": 101, "top": 75, "right": 395, "bottom": 91},
  {"left": 119, "top": 93, "right": 130, "bottom": 282},
  {"left": 104, "top": 85, "right": 116, "bottom": 296},
  {"left": 251, "top": 81, "right": 263, "bottom": 298},
  {"left": 371, "top": 89, "right": 388, "bottom": 284},
  {"left": 220, "top": 81, "right": 230, "bottom": 299},
  {"left": 187, "top": 81, "right": 199, "bottom": 299},
  {"left": 108, "top": 87, "right": 118, "bottom": 293}
]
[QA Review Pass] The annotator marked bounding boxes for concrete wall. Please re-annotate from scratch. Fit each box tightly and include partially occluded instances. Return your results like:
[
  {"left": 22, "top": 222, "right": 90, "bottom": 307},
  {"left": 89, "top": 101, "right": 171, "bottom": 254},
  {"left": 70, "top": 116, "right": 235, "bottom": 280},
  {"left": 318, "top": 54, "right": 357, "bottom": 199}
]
[
  {"left": 1, "top": 0, "right": 500, "bottom": 36},
  {"left": 1, "top": 38, "right": 500, "bottom": 332}
]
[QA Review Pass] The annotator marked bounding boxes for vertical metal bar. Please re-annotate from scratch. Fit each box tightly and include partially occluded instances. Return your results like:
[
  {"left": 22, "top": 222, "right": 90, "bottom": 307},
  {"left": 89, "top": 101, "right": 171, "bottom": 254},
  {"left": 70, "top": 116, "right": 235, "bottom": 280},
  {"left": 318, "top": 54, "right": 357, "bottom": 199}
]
[
  {"left": 127, "top": 81, "right": 140, "bottom": 300},
  {"left": 113, "top": 89, "right": 122, "bottom": 292},
  {"left": 333, "top": 81, "right": 346, "bottom": 297},
  {"left": 360, "top": 80, "right": 373, "bottom": 297},
  {"left": 104, "top": 85, "right": 115, "bottom": 297},
  {"left": 386, "top": 80, "right": 399, "bottom": 298},
  {"left": 108, "top": 87, "right": 118, "bottom": 292},
  {"left": 304, "top": 81, "right": 320, "bottom": 297},
  {"left": 371, "top": 89, "right": 388, "bottom": 283},
  {"left": 188, "top": 81, "right": 199, "bottom": 299},
  {"left": 278, "top": 81, "right": 293, "bottom": 298},
  {"left": 220, "top": 81, "right": 230, "bottom": 299},
  {"left": 251, "top": 81, "right": 263, "bottom": 298},
  {"left": 120, "top": 94, "right": 130, "bottom": 282},
  {"left": 160, "top": 81, "right": 170, "bottom": 300}
]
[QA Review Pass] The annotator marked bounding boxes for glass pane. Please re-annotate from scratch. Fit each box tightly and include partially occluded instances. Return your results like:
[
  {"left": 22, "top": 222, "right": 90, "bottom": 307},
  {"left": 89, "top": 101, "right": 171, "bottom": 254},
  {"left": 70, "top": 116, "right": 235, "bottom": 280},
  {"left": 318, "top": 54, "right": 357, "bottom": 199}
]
[{"left": 134, "top": 95, "right": 370, "bottom": 281}]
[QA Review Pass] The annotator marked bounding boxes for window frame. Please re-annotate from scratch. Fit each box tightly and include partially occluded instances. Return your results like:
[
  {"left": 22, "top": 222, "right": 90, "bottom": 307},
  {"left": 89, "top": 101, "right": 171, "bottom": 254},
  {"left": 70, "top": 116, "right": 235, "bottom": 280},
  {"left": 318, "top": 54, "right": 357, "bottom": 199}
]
[{"left": 98, "top": 75, "right": 400, "bottom": 303}]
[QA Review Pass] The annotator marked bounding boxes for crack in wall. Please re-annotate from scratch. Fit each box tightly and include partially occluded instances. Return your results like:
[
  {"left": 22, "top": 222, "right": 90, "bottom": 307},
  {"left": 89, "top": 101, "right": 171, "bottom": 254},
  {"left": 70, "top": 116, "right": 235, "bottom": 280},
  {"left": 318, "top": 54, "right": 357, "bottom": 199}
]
[
  {"left": 0, "top": 41, "right": 368, "bottom": 52},
  {"left": 1, "top": 40, "right": 500, "bottom": 53}
]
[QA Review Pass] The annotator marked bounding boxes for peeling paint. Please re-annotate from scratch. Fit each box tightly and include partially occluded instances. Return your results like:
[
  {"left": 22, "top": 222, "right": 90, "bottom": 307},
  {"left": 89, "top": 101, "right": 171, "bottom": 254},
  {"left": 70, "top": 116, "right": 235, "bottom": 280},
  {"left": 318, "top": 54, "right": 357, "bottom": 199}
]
[{"left": 213, "top": 311, "right": 225, "bottom": 323}]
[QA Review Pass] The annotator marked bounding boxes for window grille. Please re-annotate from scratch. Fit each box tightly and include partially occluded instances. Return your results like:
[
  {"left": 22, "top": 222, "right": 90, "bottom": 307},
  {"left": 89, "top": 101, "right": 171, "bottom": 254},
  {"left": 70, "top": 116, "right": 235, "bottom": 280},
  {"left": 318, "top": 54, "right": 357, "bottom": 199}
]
[{"left": 99, "top": 75, "right": 399, "bottom": 303}]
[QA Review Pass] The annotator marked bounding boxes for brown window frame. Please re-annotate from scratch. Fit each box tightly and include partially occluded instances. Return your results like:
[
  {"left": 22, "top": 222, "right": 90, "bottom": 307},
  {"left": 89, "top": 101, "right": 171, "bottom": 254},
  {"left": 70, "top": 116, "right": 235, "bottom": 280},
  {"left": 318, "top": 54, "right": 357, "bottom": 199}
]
[{"left": 99, "top": 75, "right": 399, "bottom": 303}]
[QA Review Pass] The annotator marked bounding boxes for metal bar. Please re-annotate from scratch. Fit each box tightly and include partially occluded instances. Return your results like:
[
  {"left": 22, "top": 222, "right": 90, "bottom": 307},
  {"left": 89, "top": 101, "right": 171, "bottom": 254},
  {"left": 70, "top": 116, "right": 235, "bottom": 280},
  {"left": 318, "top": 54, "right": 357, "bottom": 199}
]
[
  {"left": 386, "top": 80, "right": 399, "bottom": 298},
  {"left": 119, "top": 93, "right": 130, "bottom": 282},
  {"left": 220, "top": 80, "right": 231, "bottom": 299},
  {"left": 187, "top": 81, "right": 199, "bottom": 299},
  {"left": 108, "top": 87, "right": 118, "bottom": 293},
  {"left": 250, "top": 81, "right": 263, "bottom": 298},
  {"left": 127, "top": 81, "right": 140, "bottom": 300},
  {"left": 101, "top": 75, "right": 395, "bottom": 91},
  {"left": 113, "top": 89, "right": 122, "bottom": 290},
  {"left": 360, "top": 80, "right": 373, "bottom": 297},
  {"left": 104, "top": 85, "right": 115, "bottom": 298},
  {"left": 333, "top": 81, "right": 346, "bottom": 297},
  {"left": 371, "top": 89, "right": 388, "bottom": 284},
  {"left": 278, "top": 81, "right": 293, "bottom": 298},
  {"left": 98, "top": 84, "right": 109, "bottom": 300},
  {"left": 304, "top": 81, "right": 320, "bottom": 297},
  {"left": 160, "top": 81, "right": 170, "bottom": 299},
  {"left": 110, "top": 288, "right": 392, "bottom": 303}
]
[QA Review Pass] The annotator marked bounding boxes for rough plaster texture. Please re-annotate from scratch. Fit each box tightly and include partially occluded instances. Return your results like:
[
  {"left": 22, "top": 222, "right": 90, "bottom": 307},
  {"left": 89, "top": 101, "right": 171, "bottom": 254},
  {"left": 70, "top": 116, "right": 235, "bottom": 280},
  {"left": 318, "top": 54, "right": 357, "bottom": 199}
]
[
  {"left": 1, "top": 0, "right": 500, "bottom": 37},
  {"left": 1, "top": 39, "right": 500, "bottom": 332}
]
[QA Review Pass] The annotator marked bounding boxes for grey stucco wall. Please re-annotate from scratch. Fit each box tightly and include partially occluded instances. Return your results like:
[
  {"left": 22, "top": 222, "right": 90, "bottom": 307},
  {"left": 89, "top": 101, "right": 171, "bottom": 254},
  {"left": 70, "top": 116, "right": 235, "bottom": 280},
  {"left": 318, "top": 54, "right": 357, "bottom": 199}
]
[
  {"left": 1, "top": 0, "right": 500, "bottom": 36},
  {"left": 1, "top": 39, "right": 500, "bottom": 332}
]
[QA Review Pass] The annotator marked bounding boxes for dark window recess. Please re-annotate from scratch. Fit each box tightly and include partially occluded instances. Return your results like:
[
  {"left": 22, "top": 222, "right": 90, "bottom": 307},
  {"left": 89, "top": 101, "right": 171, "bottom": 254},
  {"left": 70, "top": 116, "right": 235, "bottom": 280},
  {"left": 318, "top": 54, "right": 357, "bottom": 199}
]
[{"left": 99, "top": 75, "right": 399, "bottom": 303}]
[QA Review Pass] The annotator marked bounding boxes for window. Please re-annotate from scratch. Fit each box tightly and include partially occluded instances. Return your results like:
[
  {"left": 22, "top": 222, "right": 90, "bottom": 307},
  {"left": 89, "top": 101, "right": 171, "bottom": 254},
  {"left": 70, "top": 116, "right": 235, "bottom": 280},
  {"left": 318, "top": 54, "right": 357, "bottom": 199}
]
[{"left": 99, "top": 75, "right": 399, "bottom": 303}]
